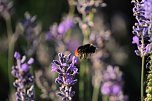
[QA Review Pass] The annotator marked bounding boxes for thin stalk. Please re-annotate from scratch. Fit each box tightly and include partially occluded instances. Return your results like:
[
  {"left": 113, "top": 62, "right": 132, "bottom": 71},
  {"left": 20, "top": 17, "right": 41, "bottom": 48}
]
[
  {"left": 80, "top": 8, "right": 94, "bottom": 101},
  {"left": 92, "top": 84, "right": 100, "bottom": 101},
  {"left": 141, "top": 35, "right": 145, "bottom": 101},
  {"left": 68, "top": 0, "right": 75, "bottom": 16},
  {"left": 141, "top": 56, "right": 145, "bottom": 101},
  {"left": 8, "top": 38, "right": 14, "bottom": 92},
  {"left": 79, "top": 13, "right": 90, "bottom": 100},
  {"left": 85, "top": 61, "right": 91, "bottom": 101},
  {"left": 102, "top": 95, "right": 109, "bottom": 101},
  {"left": 79, "top": 61, "right": 85, "bottom": 101},
  {"left": 5, "top": 15, "right": 14, "bottom": 93}
]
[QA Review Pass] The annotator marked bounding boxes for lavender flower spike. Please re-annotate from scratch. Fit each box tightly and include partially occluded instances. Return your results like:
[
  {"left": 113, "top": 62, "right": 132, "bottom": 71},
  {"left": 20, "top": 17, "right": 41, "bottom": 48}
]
[
  {"left": 0, "top": 0, "right": 13, "bottom": 17},
  {"left": 132, "top": 0, "right": 152, "bottom": 57},
  {"left": 12, "top": 51, "right": 35, "bottom": 101},
  {"left": 51, "top": 53, "right": 78, "bottom": 100},
  {"left": 58, "top": 17, "right": 74, "bottom": 35},
  {"left": 143, "top": 0, "right": 152, "bottom": 21},
  {"left": 101, "top": 65, "right": 128, "bottom": 101}
]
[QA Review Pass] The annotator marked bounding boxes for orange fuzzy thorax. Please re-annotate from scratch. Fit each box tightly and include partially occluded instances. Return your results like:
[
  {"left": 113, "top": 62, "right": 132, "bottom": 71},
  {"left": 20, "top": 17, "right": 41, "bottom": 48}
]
[{"left": 75, "top": 48, "right": 79, "bottom": 57}]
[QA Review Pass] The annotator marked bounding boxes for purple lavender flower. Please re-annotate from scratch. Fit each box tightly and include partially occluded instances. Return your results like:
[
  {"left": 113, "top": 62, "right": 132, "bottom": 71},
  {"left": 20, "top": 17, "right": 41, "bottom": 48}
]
[
  {"left": 58, "top": 17, "right": 74, "bottom": 34},
  {"left": 132, "top": 36, "right": 139, "bottom": 45},
  {"left": 0, "top": 0, "right": 13, "bottom": 16},
  {"left": 12, "top": 51, "right": 35, "bottom": 101},
  {"left": 20, "top": 12, "right": 40, "bottom": 56},
  {"left": 101, "top": 65, "right": 127, "bottom": 101},
  {"left": 21, "top": 12, "right": 37, "bottom": 37},
  {"left": 143, "top": 0, "right": 152, "bottom": 21},
  {"left": 45, "top": 23, "right": 60, "bottom": 40},
  {"left": 45, "top": 16, "right": 74, "bottom": 41},
  {"left": 51, "top": 53, "right": 78, "bottom": 100},
  {"left": 76, "top": 0, "right": 105, "bottom": 15},
  {"left": 45, "top": 17, "right": 74, "bottom": 41},
  {"left": 132, "top": 0, "right": 152, "bottom": 57}
]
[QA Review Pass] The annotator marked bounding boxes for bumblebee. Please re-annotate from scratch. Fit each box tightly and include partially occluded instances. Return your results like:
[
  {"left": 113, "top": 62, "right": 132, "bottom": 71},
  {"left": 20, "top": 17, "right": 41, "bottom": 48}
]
[{"left": 75, "top": 44, "right": 96, "bottom": 59}]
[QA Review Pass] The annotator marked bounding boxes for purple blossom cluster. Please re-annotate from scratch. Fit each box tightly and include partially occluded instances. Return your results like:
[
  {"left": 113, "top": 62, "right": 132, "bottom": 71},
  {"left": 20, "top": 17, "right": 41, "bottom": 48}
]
[
  {"left": 101, "top": 65, "right": 127, "bottom": 101},
  {"left": 51, "top": 53, "right": 78, "bottom": 101},
  {"left": 75, "top": 0, "right": 106, "bottom": 31},
  {"left": 21, "top": 12, "right": 38, "bottom": 40},
  {"left": 58, "top": 17, "right": 74, "bottom": 35},
  {"left": 76, "top": 0, "right": 105, "bottom": 15},
  {"left": 20, "top": 12, "right": 40, "bottom": 56},
  {"left": 45, "top": 17, "right": 74, "bottom": 40},
  {"left": 143, "top": 0, "right": 152, "bottom": 21},
  {"left": 132, "top": 0, "right": 152, "bottom": 57},
  {"left": 11, "top": 51, "right": 34, "bottom": 101},
  {"left": 0, "top": 0, "right": 13, "bottom": 16}
]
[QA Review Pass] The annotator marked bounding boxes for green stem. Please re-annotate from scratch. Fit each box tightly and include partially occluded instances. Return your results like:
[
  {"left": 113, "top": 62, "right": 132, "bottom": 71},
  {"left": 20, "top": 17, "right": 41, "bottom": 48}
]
[
  {"left": 141, "top": 34, "right": 145, "bottom": 101},
  {"left": 92, "top": 84, "right": 100, "bottom": 101},
  {"left": 82, "top": 13, "right": 92, "bottom": 44},
  {"left": 5, "top": 15, "right": 14, "bottom": 93},
  {"left": 141, "top": 56, "right": 145, "bottom": 101},
  {"left": 68, "top": 0, "right": 75, "bottom": 16},
  {"left": 102, "top": 95, "right": 109, "bottom": 101},
  {"left": 79, "top": 61, "right": 85, "bottom": 101},
  {"left": 85, "top": 61, "right": 91, "bottom": 101}
]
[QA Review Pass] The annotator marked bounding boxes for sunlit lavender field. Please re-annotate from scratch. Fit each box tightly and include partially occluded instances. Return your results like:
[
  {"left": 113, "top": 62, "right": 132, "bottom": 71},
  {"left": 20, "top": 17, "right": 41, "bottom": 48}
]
[{"left": 1, "top": 0, "right": 151, "bottom": 101}]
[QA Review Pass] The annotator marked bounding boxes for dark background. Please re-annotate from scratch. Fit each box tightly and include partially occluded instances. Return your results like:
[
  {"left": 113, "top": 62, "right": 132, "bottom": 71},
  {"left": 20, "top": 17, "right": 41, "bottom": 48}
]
[{"left": 0, "top": 0, "right": 141, "bottom": 101}]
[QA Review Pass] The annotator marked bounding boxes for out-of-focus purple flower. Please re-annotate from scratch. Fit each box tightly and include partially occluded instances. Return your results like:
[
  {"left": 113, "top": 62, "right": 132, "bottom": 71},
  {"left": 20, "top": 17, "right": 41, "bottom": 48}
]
[
  {"left": 0, "top": 0, "right": 13, "bottom": 16},
  {"left": 101, "top": 82, "right": 111, "bottom": 95},
  {"left": 21, "top": 12, "right": 37, "bottom": 36},
  {"left": 112, "top": 84, "right": 121, "bottom": 96},
  {"left": 101, "top": 65, "right": 127, "bottom": 101},
  {"left": 51, "top": 53, "right": 78, "bottom": 100},
  {"left": 58, "top": 17, "right": 74, "bottom": 34},
  {"left": 76, "top": 0, "right": 105, "bottom": 15},
  {"left": 45, "top": 17, "right": 74, "bottom": 41},
  {"left": 66, "top": 38, "right": 81, "bottom": 52},
  {"left": 12, "top": 51, "right": 34, "bottom": 101},
  {"left": 132, "top": 0, "right": 152, "bottom": 57},
  {"left": 143, "top": 0, "right": 152, "bottom": 21},
  {"left": 20, "top": 12, "right": 40, "bottom": 56},
  {"left": 45, "top": 23, "right": 59, "bottom": 40}
]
